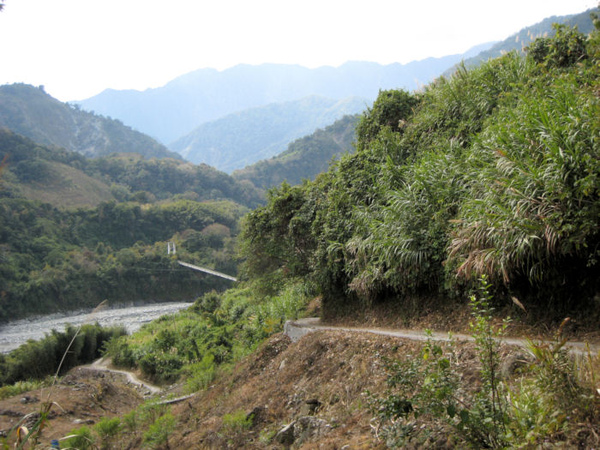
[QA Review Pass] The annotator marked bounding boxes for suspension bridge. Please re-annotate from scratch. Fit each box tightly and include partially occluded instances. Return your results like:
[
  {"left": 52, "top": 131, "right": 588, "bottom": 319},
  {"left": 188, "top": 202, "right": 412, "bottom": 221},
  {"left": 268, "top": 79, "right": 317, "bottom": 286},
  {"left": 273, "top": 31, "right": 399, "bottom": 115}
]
[{"left": 167, "top": 242, "right": 237, "bottom": 282}]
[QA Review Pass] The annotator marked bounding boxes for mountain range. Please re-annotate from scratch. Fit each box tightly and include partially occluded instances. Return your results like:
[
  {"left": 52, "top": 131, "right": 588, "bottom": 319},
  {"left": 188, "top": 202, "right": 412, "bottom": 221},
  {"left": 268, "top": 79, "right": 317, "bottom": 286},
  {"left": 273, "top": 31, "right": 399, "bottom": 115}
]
[
  {"left": 170, "top": 96, "right": 367, "bottom": 173},
  {"left": 77, "top": 45, "right": 492, "bottom": 145},
  {"left": 0, "top": 8, "right": 596, "bottom": 186}
]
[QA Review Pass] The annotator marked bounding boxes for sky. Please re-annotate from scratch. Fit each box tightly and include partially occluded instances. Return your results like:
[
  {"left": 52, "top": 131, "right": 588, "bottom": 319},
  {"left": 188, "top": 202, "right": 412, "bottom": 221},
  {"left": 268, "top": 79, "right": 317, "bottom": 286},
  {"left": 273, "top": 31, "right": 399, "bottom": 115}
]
[{"left": 0, "top": 0, "right": 596, "bottom": 102}]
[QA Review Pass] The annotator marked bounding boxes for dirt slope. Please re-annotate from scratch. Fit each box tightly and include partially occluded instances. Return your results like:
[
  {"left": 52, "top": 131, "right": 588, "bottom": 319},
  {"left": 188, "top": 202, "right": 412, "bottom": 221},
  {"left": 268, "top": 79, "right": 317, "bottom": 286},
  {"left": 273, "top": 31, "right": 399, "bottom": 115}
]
[
  {"left": 0, "top": 367, "right": 147, "bottom": 445},
  {"left": 162, "top": 330, "right": 486, "bottom": 449}
]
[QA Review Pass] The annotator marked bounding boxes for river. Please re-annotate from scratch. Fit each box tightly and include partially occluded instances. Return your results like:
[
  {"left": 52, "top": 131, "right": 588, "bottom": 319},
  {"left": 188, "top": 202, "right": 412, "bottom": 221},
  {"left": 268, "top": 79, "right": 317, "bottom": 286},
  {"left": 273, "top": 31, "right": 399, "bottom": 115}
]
[{"left": 0, "top": 302, "right": 193, "bottom": 354}]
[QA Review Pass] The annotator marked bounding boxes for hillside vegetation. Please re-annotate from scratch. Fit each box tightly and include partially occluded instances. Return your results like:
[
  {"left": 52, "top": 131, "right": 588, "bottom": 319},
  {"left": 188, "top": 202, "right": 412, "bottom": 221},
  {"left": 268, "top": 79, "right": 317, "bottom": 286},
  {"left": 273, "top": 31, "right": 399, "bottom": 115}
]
[
  {"left": 0, "top": 130, "right": 263, "bottom": 208},
  {"left": 242, "top": 22, "right": 600, "bottom": 325},
  {"left": 99, "top": 19, "right": 600, "bottom": 392},
  {"left": 3, "top": 16, "right": 600, "bottom": 450},
  {"left": 60, "top": 19, "right": 600, "bottom": 450}
]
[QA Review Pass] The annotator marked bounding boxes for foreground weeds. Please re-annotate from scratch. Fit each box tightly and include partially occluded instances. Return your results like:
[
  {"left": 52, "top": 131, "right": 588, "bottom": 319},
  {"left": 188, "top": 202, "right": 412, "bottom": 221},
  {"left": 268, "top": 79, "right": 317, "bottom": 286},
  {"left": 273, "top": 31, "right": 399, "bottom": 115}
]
[{"left": 369, "top": 277, "right": 600, "bottom": 448}]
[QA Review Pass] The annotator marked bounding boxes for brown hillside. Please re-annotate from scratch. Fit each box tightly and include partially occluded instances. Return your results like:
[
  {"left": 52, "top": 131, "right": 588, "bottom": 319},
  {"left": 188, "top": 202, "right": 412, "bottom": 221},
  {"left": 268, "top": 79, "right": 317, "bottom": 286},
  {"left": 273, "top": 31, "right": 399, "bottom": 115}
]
[{"left": 167, "top": 331, "right": 480, "bottom": 449}]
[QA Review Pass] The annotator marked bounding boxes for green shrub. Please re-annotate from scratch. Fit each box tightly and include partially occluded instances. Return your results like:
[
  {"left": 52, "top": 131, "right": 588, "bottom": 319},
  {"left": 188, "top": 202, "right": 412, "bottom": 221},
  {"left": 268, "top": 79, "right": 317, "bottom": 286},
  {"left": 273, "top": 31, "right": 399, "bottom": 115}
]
[
  {"left": 184, "top": 353, "right": 216, "bottom": 393},
  {"left": 143, "top": 413, "right": 176, "bottom": 449},
  {"left": 222, "top": 409, "right": 253, "bottom": 433},
  {"left": 94, "top": 416, "right": 121, "bottom": 447},
  {"left": 62, "top": 426, "right": 95, "bottom": 450}
]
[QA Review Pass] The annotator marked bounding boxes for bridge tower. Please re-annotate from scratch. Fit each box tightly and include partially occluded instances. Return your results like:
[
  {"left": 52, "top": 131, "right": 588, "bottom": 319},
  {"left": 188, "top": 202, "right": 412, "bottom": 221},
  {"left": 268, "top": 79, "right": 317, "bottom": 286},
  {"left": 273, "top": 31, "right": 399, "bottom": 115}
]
[{"left": 167, "top": 241, "right": 176, "bottom": 255}]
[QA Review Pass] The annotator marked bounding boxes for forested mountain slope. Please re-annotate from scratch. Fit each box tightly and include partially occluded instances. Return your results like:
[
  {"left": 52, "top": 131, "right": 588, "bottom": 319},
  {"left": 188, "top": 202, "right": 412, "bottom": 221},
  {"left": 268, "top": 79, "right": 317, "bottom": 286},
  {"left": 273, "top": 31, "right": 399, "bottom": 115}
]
[
  {"left": 0, "top": 84, "right": 179, "bottom": 160},
  {"left": 0, "top": 130, "right": 262, "bottom": 322},
  {"left": 233, "top": 114, "right": 360, "bottom": 190},
  {"left": 0, "top": 130, "right": 263, "bottom": 209},
  {"left": 169, "top": 96, "right": 367, "bottom": 173}
]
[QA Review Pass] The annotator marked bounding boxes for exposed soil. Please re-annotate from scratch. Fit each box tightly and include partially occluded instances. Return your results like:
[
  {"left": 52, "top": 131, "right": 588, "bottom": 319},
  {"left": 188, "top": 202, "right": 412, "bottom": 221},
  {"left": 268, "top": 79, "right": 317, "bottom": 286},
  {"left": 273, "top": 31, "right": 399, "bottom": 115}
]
[
  {"left": 156, "top": 331, "right": 571, "bottom": 449},
  {"left": 0, "top": 367, "right": 146, "bottom": 445}
]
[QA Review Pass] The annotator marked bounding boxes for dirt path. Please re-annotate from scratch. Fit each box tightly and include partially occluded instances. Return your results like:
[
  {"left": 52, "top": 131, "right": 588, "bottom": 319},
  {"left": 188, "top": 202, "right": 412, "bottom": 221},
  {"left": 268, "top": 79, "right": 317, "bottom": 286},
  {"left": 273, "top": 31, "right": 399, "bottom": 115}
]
[
  {"left": 84, "top": 357, "right": 162, "bottom": 395},
  {"left": 284, "top": 317, "right": 600, "bottom": 355},
  {"left": 83, "top": 359, "right": 198, "bottom": 405}
]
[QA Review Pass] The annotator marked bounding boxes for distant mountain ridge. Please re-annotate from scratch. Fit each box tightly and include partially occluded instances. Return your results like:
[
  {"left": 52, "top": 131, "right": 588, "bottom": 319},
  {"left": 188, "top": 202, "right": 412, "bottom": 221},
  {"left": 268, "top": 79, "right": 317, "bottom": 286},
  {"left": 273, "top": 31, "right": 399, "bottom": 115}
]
[
  {"left": 170, "top": 95, "right": 367, "bottom": 173},
  {"left": 0, "top": 83, "right": 178, "bottom": 160},
  {"left": 77, "top": 46, "right": 492, "bottom": 145},
  {"left": 233, "top": 114, "right": 360, "bottom": 190}
]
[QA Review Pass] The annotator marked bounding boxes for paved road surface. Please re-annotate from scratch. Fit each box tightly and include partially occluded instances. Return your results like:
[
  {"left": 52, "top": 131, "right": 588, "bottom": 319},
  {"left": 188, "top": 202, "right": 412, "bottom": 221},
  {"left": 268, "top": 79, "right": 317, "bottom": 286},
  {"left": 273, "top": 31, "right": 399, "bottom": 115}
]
[{"left": 284, "top": 317, "right": 600, "bottom": 355}]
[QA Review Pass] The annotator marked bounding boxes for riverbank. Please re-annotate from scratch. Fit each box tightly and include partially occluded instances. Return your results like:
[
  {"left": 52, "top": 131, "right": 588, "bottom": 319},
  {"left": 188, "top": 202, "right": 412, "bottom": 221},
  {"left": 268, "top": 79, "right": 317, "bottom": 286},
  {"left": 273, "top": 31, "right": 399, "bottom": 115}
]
[{"left": 0, "top": 302, "right": 192, "bottom": 354}]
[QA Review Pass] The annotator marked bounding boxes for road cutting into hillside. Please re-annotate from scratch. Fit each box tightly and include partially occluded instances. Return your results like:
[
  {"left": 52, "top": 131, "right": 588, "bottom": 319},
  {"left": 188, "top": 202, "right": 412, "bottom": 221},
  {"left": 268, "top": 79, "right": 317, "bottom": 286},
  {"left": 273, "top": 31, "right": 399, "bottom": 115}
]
[
  {"left": 76, "top": 317, "right": 598, "bottom": 399},
  {"left": 284, "top": 317, "right": 600, "bottom": 355}
]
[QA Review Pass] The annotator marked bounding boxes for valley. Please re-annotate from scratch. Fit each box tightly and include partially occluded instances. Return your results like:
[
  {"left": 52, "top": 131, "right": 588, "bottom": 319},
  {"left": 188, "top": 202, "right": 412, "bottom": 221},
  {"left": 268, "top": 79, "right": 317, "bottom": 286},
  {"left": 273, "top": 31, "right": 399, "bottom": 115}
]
[{"left": 0, "top": 6, "right": 599, "bottom": 448}]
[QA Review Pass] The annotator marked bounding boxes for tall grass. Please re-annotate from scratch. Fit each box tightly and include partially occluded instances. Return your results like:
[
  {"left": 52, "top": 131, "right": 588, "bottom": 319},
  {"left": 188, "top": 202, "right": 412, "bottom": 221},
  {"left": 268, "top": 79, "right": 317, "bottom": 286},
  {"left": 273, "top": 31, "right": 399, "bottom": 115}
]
[{"left": 448, "top": 72, "right": 600, "bottom": 304}]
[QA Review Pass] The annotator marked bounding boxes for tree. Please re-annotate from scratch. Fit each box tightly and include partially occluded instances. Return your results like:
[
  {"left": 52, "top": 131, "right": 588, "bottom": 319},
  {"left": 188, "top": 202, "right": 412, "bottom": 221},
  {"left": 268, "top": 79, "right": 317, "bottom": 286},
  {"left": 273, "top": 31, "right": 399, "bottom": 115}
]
[{"left": 355, "top": 89, "right": 419, "bottom": 147}]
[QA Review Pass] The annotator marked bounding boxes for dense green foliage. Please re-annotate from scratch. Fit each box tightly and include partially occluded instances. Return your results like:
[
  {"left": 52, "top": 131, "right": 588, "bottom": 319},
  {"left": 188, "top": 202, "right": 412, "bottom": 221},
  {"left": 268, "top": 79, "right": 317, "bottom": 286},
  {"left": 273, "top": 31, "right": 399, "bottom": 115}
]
[
  {"left": 106, "top": 282, "right": 310, "bottom": 384},
  {"left": 240, "top": 22, "right": 600, "bottom": 319},
  {"left": 0, "top": 129, "right": 265, "bottom": 322},
  {"left": 233, "top": 114, "right": 360, "bottom": 190},
  {"left": 0, "top": 196, "right": 245, "bottom": 321},
  {"left": 0, "top": 323, "right": 126, "bottom": 386}
]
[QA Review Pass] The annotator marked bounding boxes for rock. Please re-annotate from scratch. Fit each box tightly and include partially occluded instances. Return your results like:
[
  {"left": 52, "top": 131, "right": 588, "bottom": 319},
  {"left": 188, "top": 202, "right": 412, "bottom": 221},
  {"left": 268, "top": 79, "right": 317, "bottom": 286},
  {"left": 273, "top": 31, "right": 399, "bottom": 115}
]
[
  {"left": 303, "top": 398, "right": 322, "bottom": 415},
  {"left": 501, "top": 352, "right": 532, "bottom": 379},
  {"left": 274, "top": 421, "right": 296, "bottom": 446},
  {"left": 274, "top": 416, "right": 331, "bottom": 447},
  {"left": 73, "top": 418, "right": 95, "bottom": 425},
  {"left": 293, "top": 416, "right": 331, "bottom": 445},
  {"left": 247, "top": 406, "right": 266, "bottom": 426}
]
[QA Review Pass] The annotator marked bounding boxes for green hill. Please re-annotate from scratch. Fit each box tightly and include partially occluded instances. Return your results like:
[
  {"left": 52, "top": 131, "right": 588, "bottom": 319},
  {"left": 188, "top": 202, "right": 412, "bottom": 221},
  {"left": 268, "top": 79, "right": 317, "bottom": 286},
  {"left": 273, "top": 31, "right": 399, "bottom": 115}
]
[
  {"left": 241, "top": 21, "right": 600, "bottom": 322},
  {"left": 0, "top": 129, "right": 263, "bottom": 209},
  {"left": 0, "top": 83, "right": 179, "bottom": 160},
  {"left": 233, "top": 114, "right": 360, "bottom": 190}
]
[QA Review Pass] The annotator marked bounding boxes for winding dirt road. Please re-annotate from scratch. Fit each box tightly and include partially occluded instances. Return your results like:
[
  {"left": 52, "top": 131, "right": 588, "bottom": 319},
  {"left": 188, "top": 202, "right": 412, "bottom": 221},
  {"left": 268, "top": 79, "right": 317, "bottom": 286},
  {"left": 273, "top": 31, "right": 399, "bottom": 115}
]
[
  {"left": 85, "top": 357, "right": 161, "bottom": 395},
  {"left": 83, "top": 358, "right": 197, "bottom": 405}
]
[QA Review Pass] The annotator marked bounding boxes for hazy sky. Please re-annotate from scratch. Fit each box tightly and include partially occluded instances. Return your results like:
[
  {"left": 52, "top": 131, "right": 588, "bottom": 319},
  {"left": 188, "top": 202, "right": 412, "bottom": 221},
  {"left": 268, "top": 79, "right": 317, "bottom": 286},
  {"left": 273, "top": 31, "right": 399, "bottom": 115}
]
[{"left": 0, "top": 0, "right": 596, "bottom": 101}]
